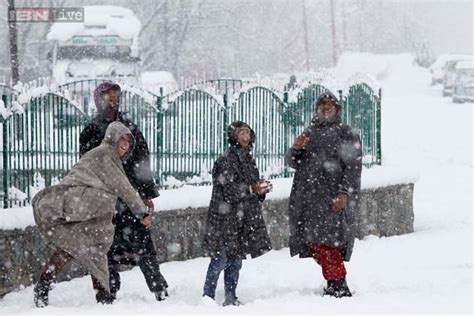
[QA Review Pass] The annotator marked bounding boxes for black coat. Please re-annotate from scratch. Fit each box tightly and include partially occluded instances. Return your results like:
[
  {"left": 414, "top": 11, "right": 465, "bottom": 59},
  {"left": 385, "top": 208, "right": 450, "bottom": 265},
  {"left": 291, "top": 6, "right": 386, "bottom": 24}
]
[
  {"left": 287, "top": 114, "right": 362, "bottom": 261},
  {"left": 203, "top": 122, "right": 272, "bottom": 259},
  {"left": 79, "top": 113, "right": 158, "bottom": 199},
  {"left": 79, "top": 113, "right": 159, "bottom": 259}
]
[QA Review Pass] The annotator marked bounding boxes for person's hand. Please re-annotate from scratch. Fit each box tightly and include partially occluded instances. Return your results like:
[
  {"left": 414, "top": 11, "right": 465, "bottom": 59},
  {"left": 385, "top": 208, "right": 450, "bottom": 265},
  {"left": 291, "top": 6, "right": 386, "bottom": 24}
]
[
  {"left": 252, "top": 180, "right": 273, "bottom": 195},
  {"left": 143, "top": 198, "right": 154, "bottom": 214},
  {"left": 293, "top": 133, "right": 310, "bottom": 149},
  {"left": 141, "top": 214, "right": 152, "bottom": 229},
  {"left": 332, "top": 193, "right": 348, "bottom": 212}
]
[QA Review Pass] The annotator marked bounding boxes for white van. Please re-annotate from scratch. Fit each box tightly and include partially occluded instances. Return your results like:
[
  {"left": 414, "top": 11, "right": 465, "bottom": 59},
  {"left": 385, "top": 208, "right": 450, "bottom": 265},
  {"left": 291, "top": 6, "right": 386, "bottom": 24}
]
[{"left": 48, "top": 6, "right": 142, "bottom": 84}]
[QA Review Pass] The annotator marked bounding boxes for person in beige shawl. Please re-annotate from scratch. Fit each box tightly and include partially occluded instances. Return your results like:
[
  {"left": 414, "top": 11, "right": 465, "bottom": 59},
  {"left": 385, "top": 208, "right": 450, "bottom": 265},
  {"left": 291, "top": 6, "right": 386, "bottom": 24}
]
[{"left": 32, "top": 121, "right": 149, "bottom": 307}]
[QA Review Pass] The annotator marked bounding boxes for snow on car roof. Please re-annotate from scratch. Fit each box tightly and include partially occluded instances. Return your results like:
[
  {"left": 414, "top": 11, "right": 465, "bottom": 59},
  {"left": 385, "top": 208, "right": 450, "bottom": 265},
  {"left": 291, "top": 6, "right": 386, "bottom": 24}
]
[
  {"left": 455, "top": 60, "right": 474, "bottom": 70},
  {"left": 431, "top": 54, "right": 474, "bottom": 69},
  {"left": 47, "top": 6, "right": 141, "bottom": 42}
]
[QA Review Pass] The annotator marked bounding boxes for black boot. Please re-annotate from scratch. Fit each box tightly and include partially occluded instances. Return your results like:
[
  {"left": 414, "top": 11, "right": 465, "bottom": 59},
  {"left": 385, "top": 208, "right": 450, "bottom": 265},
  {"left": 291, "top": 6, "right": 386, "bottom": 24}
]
[
  {"left": 335, "top": 278, "right": 352, "bottom": 297},
  {"left": 323, "top": 278, "right": 352, "bottom": 298},
  {"left": 33, "top": 249, "right": 72, "bottom": 308},
  {"left": 95, "top": 290, "right": 115, "bottom": 304},
  {"left": 154, "top": 289, "right": 169, "bottom": 301},
  {"left": 139, "top": 255, "right": 169, "bottom": 301},
  {"left": 223, "top": 292, "right": 242, "bottom": 306},
  {"left": 33, "top": 281, "right": 50, "bottom": 308},
  {"left": 323, "top": 280, "right": 336, "bottom": 297}
]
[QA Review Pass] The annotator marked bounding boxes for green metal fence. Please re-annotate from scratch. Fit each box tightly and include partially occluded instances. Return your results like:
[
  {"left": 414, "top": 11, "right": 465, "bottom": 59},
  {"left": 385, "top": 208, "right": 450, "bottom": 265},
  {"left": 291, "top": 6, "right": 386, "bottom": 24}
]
[
  {"left": 345, "top": 83, "right": 382, "bottom": 165},
  {"left": 285, "top": 83, "right": 382, "bottom": 166},
  {"left": 1, "top": 92, "right": 89, "bottom": 207},
  {"left": 0, "top": 84, "right": 18, "bottom": 208},
  {"left": 229, "top": 86, "right": 287, "bottom": 178},
  {"left": 159, "top": 88, "right": 226, "bottom": 186},
  {"left": 0, "top": 79, "right": 381, "bottom": 208}
]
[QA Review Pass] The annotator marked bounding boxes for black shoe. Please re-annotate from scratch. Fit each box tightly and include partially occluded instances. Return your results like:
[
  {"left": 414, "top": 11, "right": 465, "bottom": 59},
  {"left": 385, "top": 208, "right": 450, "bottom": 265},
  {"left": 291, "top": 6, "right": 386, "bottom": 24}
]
[
  {"left": 223, "top": 293, "right": 242, "bottom": 306},
  {"left": 202, "top": 293, "right": 215, "bottom": 300},
  {"left": 33, "top": 281, "right": 50, "bottom": 308},
  {"left": 154, "top": 289, "right": 168, "bottom": 301},
  {"left": 95, "top": 290, "right": 115, "bottom": 304},
  {"left": 323, "top": 278, "right": 352, "bottom": 298},
  {"left": 323, "top": 280, "right": 336, "bottom": 297}
]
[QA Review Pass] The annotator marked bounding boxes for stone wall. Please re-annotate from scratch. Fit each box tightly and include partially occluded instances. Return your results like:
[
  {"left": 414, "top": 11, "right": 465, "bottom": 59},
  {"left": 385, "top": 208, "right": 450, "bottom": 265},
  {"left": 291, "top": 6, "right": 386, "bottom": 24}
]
[{"left": 0, "top": 183, "right": 414, "bottom": 297}]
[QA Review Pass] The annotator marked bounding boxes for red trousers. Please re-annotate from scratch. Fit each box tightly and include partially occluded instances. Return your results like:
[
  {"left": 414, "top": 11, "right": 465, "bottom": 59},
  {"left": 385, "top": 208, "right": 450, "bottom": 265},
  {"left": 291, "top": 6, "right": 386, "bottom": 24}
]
[{"left": 308, "top": 243, "right": 346, "bottom": 281}]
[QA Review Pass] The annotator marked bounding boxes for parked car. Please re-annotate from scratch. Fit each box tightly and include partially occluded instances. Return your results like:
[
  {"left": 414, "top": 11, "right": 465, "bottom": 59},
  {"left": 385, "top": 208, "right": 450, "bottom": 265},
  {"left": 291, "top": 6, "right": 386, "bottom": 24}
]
[
  {"left": 442, "top": 55, "right": 474, "bottom": 96},
  {"left": 452, "top": 61, "right": 474, "bottom": 103},
  {"left": 430, "top": 54, "right": 468, "bottom": 85}
]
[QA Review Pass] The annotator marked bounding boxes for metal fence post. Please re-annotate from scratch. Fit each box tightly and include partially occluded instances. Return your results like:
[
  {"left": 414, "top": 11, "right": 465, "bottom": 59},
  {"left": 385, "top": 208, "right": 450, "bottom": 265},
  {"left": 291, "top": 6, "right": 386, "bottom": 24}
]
[
  {"left": 156, "top": 87, "right": 164, "bottom": 188},
  {"left": 377, "top": 88, "right": 382, "bottom": 165},
  {"left": 2, "top": 94, "right": 9, "bottom": 209},
  {"left": 223, "top": 92, "right": 228, "bottom": 149},
  {"left": 283, "top": 91, "right": 289, "bottom": 178},
  {"left": 338, "top": 89, "right": 346, "bottom": 123}
]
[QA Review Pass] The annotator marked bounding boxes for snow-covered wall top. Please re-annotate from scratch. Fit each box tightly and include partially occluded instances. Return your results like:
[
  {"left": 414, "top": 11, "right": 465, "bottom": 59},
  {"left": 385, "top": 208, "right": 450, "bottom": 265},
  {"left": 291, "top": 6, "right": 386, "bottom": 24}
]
[
  {"left": 0, "top": 166, "right": 418, "bottom": 231},
  {"left": 47, "top": 6, "right": 141, "bottom": 42}
]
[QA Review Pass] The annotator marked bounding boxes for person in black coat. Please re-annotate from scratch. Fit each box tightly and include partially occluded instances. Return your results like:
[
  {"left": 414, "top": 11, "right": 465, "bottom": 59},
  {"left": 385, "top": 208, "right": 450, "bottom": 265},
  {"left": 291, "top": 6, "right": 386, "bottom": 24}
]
[
  {"left": 287, "top": 92, "right": 362, "bottom": 298},
  {"left": 79, "top": 82, "right": 168, "bottom": 303},
  {"left": 202, "top": 121, "right": 273, "bottom": 306}
]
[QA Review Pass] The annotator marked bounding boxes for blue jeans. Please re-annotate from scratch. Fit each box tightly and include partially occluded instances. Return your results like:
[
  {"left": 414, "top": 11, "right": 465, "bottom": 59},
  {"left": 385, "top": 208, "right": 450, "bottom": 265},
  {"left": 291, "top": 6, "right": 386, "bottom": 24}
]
[{"left": 203, "top": 242, "right": 242, "bottom": 299}]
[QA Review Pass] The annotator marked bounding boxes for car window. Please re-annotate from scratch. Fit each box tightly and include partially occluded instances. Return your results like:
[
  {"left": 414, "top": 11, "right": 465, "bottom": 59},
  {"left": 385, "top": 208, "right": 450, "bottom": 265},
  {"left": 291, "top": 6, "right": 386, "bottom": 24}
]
[{"left": 447, "top": 61, "right": 459, "bottom": 71}]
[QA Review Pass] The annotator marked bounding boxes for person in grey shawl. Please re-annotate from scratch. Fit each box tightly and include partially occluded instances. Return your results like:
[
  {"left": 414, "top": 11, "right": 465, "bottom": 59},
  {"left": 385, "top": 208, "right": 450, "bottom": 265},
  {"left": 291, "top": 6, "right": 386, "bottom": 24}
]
[
  {"left": 287, "top": 92, "right": 362, "bottom": 298},
  {"left": 32, "top": 122, "right": 149, "bottom": 307}
]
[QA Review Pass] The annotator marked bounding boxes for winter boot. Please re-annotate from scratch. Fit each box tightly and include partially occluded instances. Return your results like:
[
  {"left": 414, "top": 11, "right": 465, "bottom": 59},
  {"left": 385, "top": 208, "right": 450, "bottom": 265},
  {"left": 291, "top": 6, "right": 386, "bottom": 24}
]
[
  {"left": 323, "top": 278, "right": 352, "bottom": 298},
  {"left": 33, "top": 281, "right": 51, "bottom": 308},
  {"left": 323, "top": 280, "right": 336, "bottom": 297},
  {"left": 223, "top": 292, "right": 242, "bottom": 306},
  {"left": 95, "top": 289, "right": 115, "bottom": 304},
  {"left": 154, "top": 289, "right": 169, "bottom": 301}
]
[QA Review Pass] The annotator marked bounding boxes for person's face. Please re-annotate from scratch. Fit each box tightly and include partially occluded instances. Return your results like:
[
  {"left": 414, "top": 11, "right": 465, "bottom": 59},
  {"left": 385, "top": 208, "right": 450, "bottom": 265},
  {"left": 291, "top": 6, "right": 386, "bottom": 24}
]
[
  {"left": 317, "top": 97, "right": 338, "bottom": 121},
  {"left": 237, "top": 128, "right": 251, "bottom": 149},
  {"left": 116, "top": 136, "right": 130, "bottom": 158},
  {"left": 101, "top": 89, "right": 120, "bottom": 120}
]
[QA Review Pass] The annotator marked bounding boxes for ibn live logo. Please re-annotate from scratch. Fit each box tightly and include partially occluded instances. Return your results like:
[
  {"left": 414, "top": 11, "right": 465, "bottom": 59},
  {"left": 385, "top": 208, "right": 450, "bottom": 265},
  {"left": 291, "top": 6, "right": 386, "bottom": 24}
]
[{"left": 8, "top": 7, "right": 84, "bottom": 23}]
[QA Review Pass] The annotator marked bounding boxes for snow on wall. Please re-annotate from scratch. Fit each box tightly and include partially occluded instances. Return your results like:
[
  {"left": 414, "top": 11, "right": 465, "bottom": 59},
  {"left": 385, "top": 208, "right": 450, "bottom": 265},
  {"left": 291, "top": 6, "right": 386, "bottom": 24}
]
[{"left": 0, "top": 165, "right": 418, "bottom": 231}]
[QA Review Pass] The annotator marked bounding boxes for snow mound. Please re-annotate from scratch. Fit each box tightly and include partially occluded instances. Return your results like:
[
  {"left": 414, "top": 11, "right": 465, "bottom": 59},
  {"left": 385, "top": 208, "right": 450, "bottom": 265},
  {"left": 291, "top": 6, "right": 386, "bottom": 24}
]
[{"left": 334, "top": 52, "right": 416, "bottom": 82}]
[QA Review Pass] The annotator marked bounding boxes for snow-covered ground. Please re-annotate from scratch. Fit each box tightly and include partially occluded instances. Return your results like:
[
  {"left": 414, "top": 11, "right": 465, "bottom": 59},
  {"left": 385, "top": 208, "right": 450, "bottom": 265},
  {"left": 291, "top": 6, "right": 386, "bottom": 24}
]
[{"left": 0, "top": 54, "right": 472, "bottom": 315}]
